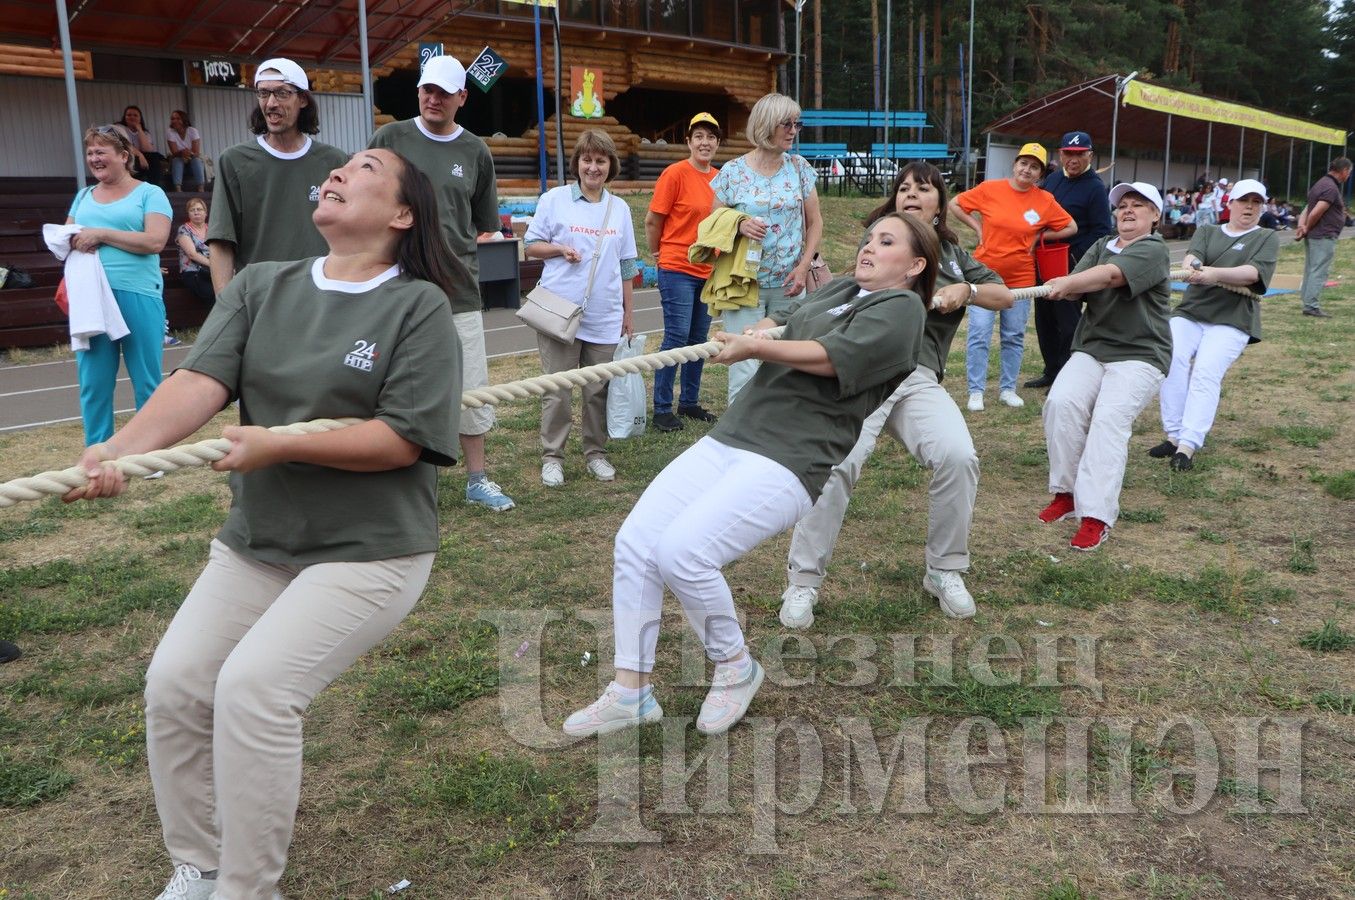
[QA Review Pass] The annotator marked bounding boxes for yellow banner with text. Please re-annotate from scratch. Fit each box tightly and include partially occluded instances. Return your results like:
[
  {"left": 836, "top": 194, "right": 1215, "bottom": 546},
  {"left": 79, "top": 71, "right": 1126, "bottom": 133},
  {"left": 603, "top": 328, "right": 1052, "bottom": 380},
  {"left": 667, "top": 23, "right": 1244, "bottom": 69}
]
[{"left": 1122, "top": 81, "right": 1344, "bottom": 145}]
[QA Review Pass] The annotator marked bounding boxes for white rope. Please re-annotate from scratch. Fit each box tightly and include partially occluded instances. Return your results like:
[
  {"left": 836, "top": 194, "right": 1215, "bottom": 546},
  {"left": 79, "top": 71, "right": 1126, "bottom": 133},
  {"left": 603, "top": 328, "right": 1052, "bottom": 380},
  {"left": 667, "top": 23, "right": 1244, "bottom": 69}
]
[
  {"left": 0, "top": 418, "right": 361, "bottom": 509},
  {"left": 1011, "top": 268, "right": 1264, "bottom": 302}
]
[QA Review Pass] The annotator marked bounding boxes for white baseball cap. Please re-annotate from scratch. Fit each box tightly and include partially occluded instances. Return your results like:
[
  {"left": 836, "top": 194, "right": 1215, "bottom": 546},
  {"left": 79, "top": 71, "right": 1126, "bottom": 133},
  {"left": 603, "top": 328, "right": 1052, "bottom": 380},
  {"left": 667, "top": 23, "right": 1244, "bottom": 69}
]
[
  {"left": 419, "top": 55, "right": 466, "bottom": 94},
  {"left": 1217, "top": 177, "right": 1230, "bottom": 186},
  {"left": 254, "top": 57, "right": 309, "bottom": 91},
  {"left": 1108, "top": 181, "right": 1164, "bottom": 214},
  {"left": 1228, "top": 178, "right": 1268, "bottom": 201}
]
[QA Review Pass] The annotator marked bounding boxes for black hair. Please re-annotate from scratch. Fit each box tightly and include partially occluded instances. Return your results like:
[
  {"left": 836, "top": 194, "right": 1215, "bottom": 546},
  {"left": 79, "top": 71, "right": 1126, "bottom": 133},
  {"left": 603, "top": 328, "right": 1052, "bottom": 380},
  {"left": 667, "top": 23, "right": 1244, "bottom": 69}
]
[
  {"left": 171, "top": 109, "right": 193, "bottom": 129},
  {"left": 387, "top": 151, "right": 470, "bottom": 302},
  {"left": 866, "top": 162, "right": 959, "bottom": 246},
  {"left": 118, "top": 106, "right": 145, "bottom": 129},
  {"left": 249, "top": 91, "right": 320, "bottom": 136},
  {"left": 867, "top": 211, "right": 940, "bottom": 308}
]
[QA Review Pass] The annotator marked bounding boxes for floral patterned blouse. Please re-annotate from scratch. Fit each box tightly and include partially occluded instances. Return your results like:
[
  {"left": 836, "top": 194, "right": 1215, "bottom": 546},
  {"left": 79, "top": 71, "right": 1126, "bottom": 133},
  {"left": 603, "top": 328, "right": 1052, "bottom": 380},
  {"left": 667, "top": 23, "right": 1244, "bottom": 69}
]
[
  {"left": 177, "top": 223, "right": 209, "bottom": 273},
  {"left": 711, "top": 153, "right": 816, "bottom": 289}
]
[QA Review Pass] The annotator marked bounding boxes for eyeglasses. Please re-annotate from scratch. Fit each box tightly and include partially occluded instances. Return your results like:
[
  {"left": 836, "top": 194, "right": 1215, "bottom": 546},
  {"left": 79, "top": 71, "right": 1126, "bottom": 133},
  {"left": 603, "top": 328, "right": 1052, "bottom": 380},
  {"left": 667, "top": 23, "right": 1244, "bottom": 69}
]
[
  {"left": 779, "top": 120, "right": 805, "bottom": 132},
  {"left": 255, "top": 87, "right": 298, "bottom": 101}
]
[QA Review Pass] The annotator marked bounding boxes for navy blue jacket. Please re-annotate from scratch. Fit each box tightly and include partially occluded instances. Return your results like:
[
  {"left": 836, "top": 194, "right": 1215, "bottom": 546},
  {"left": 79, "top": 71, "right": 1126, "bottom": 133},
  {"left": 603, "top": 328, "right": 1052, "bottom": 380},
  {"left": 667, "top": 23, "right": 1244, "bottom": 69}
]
[{"left": 1042, "top": 169, "right": 1113, "bottom": 264}]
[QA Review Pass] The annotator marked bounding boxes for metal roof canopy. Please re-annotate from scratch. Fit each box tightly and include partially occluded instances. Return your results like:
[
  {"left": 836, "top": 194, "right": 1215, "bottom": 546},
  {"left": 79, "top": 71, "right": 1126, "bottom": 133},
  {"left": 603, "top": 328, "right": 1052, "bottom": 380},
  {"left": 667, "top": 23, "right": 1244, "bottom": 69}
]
[
  {"left": 0, "top": 0, "right": 453, "bottom": 68},
  {"left": 984, "top": 74, "right": 1347, "bottom": 182}
]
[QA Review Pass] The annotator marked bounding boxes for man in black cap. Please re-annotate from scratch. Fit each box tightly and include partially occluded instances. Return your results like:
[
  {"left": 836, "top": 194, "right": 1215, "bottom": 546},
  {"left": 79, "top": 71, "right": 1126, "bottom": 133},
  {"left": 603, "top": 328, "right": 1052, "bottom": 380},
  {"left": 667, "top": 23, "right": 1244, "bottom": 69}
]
[{"left": 1027, "top": 130, "right": 1113, "bottom": 388}]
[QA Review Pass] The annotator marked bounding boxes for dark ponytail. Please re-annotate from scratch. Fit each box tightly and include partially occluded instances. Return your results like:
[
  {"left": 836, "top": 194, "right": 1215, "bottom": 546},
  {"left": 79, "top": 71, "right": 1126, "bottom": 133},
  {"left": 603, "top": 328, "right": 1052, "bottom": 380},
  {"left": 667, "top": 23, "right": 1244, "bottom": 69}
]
[{"left": 389, "top": 153, "right": 469, "bottom": 302}]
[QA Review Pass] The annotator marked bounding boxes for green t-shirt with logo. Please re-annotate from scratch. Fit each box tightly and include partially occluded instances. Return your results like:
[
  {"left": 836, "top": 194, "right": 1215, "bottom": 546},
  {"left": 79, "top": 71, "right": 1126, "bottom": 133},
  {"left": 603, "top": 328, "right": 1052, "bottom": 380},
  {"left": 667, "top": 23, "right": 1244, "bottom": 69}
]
[
  {"left": 1069, "top": 233, "right": 1172, "bottom": 374},
  {"left": 369, "top": 119, "right": 501, "bottom": 313},
  {"left": 923, "top": 241, "right": 1006, "bottom": 380},
  {"left": 182, "top": 258, "right": 461, "bottom": 564},
  {"left": 208, "top": 136, "right": 349, "bottom": 270},
  {"left": 710, "top": 277, "right": 926, "bottom": 500},
  {"left": 1176, "top": 224, "right": 1277, "bottom": 343}
]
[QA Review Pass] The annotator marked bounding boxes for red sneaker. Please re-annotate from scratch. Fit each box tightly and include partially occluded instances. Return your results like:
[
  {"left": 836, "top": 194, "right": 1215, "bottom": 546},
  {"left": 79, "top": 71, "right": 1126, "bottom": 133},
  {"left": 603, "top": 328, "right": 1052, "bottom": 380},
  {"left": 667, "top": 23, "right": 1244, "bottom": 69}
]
[
  {"left": 1039, "top": 492, "right": 1076, "bottom": 523},
  {"left": 1070, "top": 517, "right": 1109, "bottom": 551}
]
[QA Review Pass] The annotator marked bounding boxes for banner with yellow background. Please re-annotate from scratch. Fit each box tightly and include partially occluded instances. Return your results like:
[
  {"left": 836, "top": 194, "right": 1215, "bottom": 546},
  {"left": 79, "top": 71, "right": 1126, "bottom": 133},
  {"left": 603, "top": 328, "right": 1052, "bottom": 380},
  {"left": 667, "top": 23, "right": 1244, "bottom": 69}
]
[{"left": 1123, "top": 81, "right": 1344, "bottom": 146}]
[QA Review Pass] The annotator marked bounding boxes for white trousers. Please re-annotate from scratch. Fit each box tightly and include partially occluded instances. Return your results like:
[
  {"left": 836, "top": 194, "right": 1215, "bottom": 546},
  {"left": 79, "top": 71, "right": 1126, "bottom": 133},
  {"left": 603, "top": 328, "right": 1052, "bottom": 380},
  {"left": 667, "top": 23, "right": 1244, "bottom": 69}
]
[
  {"left": 1043, "top": 352, "right": 1164, "bottom": 526},
  {"left": 1159, "top": 316, "right": 1250, "bottom": 452},
  {"left": 612, "top": 436, "right": 811, "bottom": 672},
  {"left": 787, "top": 366, "right": 978, "bottom": 584}
]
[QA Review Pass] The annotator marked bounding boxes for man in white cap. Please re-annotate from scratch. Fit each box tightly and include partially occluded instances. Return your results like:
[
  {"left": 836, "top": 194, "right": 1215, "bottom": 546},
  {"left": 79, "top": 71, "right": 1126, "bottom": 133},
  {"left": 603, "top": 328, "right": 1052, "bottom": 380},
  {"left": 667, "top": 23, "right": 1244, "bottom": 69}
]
[
  {"left": 208, "top": 57, "right": 348, "bottom": 295},
  {"left": 369, "top": 54, "right": 514, "bottom": 511}
]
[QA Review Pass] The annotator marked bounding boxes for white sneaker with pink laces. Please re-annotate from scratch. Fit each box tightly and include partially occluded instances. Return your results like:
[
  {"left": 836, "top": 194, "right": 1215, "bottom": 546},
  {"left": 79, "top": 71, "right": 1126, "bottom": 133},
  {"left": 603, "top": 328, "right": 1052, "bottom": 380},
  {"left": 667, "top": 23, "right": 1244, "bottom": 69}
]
[{"left": 696, "top": 657, "right": 765, "bottom": 735}]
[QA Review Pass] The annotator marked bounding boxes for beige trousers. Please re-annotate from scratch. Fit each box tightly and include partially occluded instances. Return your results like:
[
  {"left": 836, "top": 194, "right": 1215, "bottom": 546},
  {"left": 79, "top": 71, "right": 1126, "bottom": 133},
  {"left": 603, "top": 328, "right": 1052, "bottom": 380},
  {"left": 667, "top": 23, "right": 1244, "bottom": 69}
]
[
  {"left": 144, "top": 539, "right": 433, "bottom": 900},
  {"left": 537, "top": 331, "right": 616, "bottom": 462}
]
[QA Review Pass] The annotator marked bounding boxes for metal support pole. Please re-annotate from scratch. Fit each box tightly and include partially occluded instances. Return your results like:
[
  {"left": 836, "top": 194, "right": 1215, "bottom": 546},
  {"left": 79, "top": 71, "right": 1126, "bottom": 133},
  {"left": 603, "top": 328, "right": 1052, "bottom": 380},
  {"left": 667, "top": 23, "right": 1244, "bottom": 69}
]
[
  {"left": 1237, "top": 126, "right": 1244, "bottom": 181},
  {"left": 1260, "top": 132, "right": 1267, "bottom": 183},
  {"left": 1108, "top": 71, "right": 1137, "bottom": 185},
  {"left": 56, "top": 0, "right": 85, "bottom": 187},
  {"left": 1287, "top": 139, "right": 1294, "bottom": 200},
  {"left": 1162, "top": 113, "right": 1171, "bottom": 193},
  {"left": 1204, "top": 122, "right": 1212, "bottom": 182},
  {"left": 552, "top": 4, "right": 566, "bottom": 184},
  {"left": 794, "top": 1, "right": 803, "bottom": 107},
  {"left": 533, "top": 2, "right": 548, "bottom": 195},
  {"left": 966, "top": 0, "right": 975, "bottom": 187},
  {"left": 884, "top": 0, "right": 891, "bottom": 159},
  {"left": 358, "top": 0, "right": 373, "bottom": 142}
]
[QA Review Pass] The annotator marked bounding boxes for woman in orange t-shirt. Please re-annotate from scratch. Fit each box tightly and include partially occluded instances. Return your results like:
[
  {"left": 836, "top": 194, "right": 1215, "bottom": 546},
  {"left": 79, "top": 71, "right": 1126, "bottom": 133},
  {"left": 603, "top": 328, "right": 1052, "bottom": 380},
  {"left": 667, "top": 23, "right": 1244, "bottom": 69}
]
[
  {"left": 644, "top": 113, "right": 722, "bottom": 432},
  {"left": 950, "top": 143, "right": 1076, "bottom": 410}
]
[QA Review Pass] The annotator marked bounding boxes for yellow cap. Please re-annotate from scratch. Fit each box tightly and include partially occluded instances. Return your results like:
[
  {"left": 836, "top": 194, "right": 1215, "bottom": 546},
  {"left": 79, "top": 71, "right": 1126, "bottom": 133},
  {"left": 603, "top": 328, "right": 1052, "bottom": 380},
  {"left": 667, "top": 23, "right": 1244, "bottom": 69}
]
[
  {"left": 1016, "top": 142, "right": 1048, "bottom": 166},
  {"left": 688, "top": 112, "right": 721, "bottom": 133}
]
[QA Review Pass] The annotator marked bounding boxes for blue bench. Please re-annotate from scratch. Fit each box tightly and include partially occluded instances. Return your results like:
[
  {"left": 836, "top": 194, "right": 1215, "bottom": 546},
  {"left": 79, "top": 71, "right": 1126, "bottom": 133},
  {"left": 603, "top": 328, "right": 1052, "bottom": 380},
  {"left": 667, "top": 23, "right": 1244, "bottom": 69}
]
[
  {"left": 870, "top": 142, "right": 950, "bottom": 159},
  {"left": 797, "top": 143, "right": 850, "bottom": 160},
  {"left": 801, "top": 109, "right": 930, "bottom": 130}
]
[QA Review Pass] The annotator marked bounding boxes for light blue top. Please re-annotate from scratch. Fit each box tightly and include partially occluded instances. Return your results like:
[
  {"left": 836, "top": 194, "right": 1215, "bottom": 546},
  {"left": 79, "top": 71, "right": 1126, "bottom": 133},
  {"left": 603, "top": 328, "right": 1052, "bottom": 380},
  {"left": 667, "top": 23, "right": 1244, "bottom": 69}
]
[
  {"left": 711, "top": 154, "right": 816, "bottom": 289},
  {"left": 67, "top": 182, "right": 173, "bottom": 297}
]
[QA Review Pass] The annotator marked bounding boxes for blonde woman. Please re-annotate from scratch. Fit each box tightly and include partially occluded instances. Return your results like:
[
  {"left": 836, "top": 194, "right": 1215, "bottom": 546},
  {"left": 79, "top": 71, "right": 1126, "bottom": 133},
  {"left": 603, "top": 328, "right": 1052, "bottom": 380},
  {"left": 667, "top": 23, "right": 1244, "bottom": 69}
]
[
  {"left": 524, "top": 130, "right": 638, "bottom": 486},
  {"left": 710, "top": 92, "right": 822, "bottom": 402}
]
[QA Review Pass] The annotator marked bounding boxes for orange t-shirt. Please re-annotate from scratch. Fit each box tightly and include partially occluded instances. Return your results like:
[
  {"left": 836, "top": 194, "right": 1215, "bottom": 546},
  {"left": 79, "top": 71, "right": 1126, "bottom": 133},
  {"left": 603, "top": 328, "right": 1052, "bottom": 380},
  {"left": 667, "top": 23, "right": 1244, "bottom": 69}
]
[
  {"left": 955, "top": 179, "right": 1073, "bottom": 288},
  {"left": 649, "top": 159, "right": 718, "bottom": 278}
]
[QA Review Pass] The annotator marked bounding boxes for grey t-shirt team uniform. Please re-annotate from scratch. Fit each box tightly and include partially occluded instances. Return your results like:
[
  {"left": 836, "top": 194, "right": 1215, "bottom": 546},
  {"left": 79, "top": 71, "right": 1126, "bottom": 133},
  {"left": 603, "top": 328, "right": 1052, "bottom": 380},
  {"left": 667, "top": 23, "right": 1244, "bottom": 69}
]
[
  {"left": 369, "top": 119, "right": 501, "bottom": 314},
  {"left": 710, "top": 277, "right": 927, "bottom": 501},
  {"left": 922, "top": 241, "right": 1006, "bottom": 380},
  {"left": 182, "top": 258, "right": 461, "bottom": 565},
  {"left": 1177, "top": 225, "right": 1278, "bottom": 343},
  {"left": 1069, "top": 233, "right": 1173, "bottom": 374},
  {"left": 208, "top": 136, "right": 349, "bottom": 269}
]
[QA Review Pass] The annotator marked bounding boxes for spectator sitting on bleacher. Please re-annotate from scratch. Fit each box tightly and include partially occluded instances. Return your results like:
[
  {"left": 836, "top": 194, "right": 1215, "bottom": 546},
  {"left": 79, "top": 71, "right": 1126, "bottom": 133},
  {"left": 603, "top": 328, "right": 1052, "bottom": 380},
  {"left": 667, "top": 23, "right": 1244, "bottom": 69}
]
[
  {"left": 176, "top": 197, "right": 214, "bottom": 306},
  {"left": 166, "top": 110, "right": 206, "bottom": 192},
  {"left": 119, "top": 105, "right": 166, "bottom": 186}
]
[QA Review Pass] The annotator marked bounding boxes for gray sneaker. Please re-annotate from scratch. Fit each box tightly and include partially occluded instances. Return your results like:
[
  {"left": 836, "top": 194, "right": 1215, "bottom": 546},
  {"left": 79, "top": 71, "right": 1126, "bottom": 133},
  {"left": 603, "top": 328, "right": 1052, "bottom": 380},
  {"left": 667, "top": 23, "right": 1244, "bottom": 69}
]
[{"left": 154, "top": 864, "right": 215, "bottom": 900}]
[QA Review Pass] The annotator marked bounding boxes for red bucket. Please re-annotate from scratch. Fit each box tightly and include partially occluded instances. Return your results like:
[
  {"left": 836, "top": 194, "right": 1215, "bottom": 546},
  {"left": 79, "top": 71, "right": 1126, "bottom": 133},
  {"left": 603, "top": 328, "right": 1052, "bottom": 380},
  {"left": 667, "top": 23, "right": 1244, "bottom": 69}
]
[{"left": 1034, "top": 237, "right": 1070, "bottom": 281}]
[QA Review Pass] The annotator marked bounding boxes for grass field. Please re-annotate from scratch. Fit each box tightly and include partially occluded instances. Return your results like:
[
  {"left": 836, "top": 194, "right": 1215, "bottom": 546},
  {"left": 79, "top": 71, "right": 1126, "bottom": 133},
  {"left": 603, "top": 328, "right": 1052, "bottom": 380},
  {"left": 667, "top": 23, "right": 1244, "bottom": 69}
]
[{"left": 1, "top": 196, "right": 1352, "bottom": 900}]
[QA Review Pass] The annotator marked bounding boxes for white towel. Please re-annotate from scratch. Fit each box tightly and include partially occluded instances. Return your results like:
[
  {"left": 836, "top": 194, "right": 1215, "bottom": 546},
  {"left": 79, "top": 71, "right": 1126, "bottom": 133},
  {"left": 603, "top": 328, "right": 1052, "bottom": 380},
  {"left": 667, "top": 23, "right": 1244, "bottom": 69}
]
[{"left": 43, "top": 223, "right": 128, "bottom": 351}]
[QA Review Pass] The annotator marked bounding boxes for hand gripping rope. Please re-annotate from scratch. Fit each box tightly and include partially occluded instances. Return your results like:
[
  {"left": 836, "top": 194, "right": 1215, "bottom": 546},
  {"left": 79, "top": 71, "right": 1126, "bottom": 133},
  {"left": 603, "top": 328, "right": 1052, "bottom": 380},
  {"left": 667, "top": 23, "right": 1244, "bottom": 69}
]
[{"left": 0, "top": 266, "right": 1267, "bottom": 510}]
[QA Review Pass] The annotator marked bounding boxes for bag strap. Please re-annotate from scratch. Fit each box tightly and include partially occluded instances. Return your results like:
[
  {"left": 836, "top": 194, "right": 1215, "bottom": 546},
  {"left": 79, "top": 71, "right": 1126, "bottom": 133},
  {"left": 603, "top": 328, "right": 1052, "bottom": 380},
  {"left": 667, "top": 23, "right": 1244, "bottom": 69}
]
[
  {"left": 72, "top": 185, "right": 94, "bottom": 217},
  {"left": 579, "top": 194, "right": 617, "bottom": 311}
]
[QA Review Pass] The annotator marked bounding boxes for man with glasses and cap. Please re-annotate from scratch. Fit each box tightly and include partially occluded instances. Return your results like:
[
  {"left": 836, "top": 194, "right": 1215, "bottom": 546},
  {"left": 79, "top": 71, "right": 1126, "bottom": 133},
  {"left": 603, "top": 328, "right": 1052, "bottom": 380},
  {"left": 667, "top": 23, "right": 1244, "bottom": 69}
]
[
  {"left": 1027, "top": 130, "right": 1112, "bottom": 389},
  {"left": 207, "top": 57, "right": 348, "bottom": 296},
  {"left": 369, "top": 54, "right": 516, "bottom": 511}
]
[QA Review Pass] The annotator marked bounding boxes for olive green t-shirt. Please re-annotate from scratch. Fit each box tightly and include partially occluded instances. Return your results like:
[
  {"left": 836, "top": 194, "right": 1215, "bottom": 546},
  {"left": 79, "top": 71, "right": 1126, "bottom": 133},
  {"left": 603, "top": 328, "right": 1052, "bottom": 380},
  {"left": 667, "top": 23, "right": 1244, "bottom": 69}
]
[
  {"left": 1176, "top": 224, "right": 1278, "bottom": 343},
  {"left": 369, "top": 119, "right": 501, "bottom": 314},
  {"left": 1069, "top": 234, "right": 1172, "bottom": 374},
  {"left": 208, "top": 136, "right": 349, "bottom": 269},
  {"left": 923, "top": 242, "right": 1006, "bottom": 380},
  {"left": 710, "top": 278, "right": 926, "bottom": 500},
  {"left": 182, "top": 258, "right": 461, "bottom": 564}
]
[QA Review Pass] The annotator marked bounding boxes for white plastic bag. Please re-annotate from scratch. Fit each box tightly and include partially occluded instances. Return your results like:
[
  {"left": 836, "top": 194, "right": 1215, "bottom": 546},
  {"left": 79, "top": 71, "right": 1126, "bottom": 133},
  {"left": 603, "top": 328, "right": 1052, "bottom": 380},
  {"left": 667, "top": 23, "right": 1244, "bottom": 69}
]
[{"left": 606, "top": 335, "right": 648, "bottom": 439}]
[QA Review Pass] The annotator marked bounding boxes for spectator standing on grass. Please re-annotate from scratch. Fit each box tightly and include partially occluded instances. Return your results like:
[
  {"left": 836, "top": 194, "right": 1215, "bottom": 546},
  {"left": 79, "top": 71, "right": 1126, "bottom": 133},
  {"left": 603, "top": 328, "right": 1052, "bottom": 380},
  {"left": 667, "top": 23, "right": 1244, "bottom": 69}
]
[
  {"left": 65, "top": 148, "right": 462, "bottom": 900},
  {"left": 370, "top": 54, "right": 517, "bottom": 512},
  {"left": 950, "top": 142, "right": 1076, "bottom": 411},
  {"left": 165, "top": 110, "right": 206, "bottom": 192},
  {"left": 1151, "top": 179, "right": 1277, "bottom": 472},
  {"left": 208, "top": 58, "right": 347, "bottom": 297},
  {"left": 710, "top": 92, "right": 823, "bottom": 404},
  {"left": 64, "top": 125, "right": 172, "bottom": 446},
  {"left": 645, "top": 112, "right": 722, "bottom": 432},
  {"left": 1037, "top": 182, "right": 1171, "bottom": 552},
  {"left": 1028, "top": 130, "right": 1112, "bottom": 389},
  {"left": 1294, "top": 156, "right": 1352, "bottom": 318}
]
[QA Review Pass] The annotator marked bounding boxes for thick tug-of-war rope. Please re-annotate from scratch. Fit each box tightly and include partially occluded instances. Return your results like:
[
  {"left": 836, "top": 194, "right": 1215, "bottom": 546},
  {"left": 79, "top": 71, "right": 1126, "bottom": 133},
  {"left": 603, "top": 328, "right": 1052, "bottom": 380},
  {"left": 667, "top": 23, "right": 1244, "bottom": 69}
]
[
  {"left": 0, "top": 418, "right": 362, "bottom": 509},
  {"left": 0, "top": 267, "right": 1270, "bottom": 508}
]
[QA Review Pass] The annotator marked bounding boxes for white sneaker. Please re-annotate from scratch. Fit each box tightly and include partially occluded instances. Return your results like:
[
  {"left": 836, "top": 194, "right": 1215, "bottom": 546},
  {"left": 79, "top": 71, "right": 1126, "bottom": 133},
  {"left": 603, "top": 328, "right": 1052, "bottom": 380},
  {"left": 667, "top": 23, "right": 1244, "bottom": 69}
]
[
  {"left": 563, "top": 683, "right": 662, "bottom": 737},
  {"left": 999, "top": 389, "right": 1025, "bottom": 408},
  {"left": 778, "top": 584, "right": 818, "bottom": 629},
  {"left": 967, "top": 392, "right": 984, "bottom": 411},
  {"left": 154, "top": 864, "right": 216, "bottom": 900},
  {"left": 541, "top": 460, "right": 564, "bottom": 487},
  {"left": 923, "top": 567, "right": 977, "bottom": 619},
  {"left": 586, "top": 457, "right": 616, "bottom": 481},
  {"left": 696, "top": 657, "right": 765, "bottom": 735}
]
